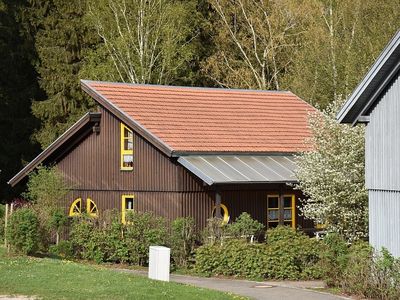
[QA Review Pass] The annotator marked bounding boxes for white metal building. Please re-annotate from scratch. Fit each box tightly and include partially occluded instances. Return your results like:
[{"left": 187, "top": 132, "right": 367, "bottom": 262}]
[{"left": 337, "top": 30, "right": 400, "bottom": 256}]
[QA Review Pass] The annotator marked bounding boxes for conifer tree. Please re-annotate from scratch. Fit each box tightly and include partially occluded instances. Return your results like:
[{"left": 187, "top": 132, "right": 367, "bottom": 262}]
[
  {"left": 25, "top": 0, "right": 99, "bottom": 148},
  {"left": 0, "top": 0, "right": 41, "bottom": 200}
]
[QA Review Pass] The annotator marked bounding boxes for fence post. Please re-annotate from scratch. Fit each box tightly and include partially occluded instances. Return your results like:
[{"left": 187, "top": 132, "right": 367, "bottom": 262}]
[{"left": 4, "top": 203, "right": 8, "bottom": 248}]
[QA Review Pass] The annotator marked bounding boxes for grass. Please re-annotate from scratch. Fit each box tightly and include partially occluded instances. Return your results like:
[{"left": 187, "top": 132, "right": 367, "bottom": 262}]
[{"left": 0, "top": 247, "right": 242, "bottom": 300}]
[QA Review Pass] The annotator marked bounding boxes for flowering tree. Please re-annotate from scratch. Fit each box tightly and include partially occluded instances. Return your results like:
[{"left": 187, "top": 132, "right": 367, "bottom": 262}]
[{"left": 294, "top": 101, "right": 368, "bottom": 241}]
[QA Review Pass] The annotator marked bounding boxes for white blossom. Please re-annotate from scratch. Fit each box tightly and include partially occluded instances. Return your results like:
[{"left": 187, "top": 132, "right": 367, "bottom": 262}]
[{"left": 294, "top": 101, "right": 368, "bottom": 242}]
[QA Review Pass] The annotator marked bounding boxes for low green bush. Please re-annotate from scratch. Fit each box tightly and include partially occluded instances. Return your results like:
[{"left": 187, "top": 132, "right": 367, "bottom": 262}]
[
  {"left": 264, "top": 226, "right": 322, "bottom": 279},
  {"left": 6, "top": 208, "right": 40, "bottom": 255},
  {"left": 195, "top": 226, "right": 323, "bottom": 280},
  {"left": 226, "top": 212, "right": 264, "bottom": 240},
  {"left": 69, "top": 211, "right": 168, "bottom": 266},
  {"left": 171, "top": 217, "right": 197, "bottom": 268},
  {"left": 124, "top": 211, "right": 168, "bottom": 265},
  {"left": 195, "top": 239, "right": 266, "bottom": 279},
  {"left": 49, "top": 240, "right": 74, "bottom": 258},
  {"left": 317, "top": 232, "right": 350, "bottom": 286},
  {"left": 340, "top": 245, "right": 400, "bottom": 300}
]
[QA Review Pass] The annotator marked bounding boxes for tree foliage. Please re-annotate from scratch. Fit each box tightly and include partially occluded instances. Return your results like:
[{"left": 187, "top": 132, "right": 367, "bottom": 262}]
[
  {"left": 0, "top": 0, "right": 41, "bottom": 200},
  {"left": 283, "top": 0, "right": 400, "bottom": 108},
  {"left": 204, "top": 0, "right": 318, "bottom": 90},
  {"left": 83, "top": 0, "right": 201, "bottom": 85},
  {"left": 294, "top": 102, "right": 368, "bottom": 241},
  {"left": 24, "top": 0, "right": 99, "bottom": 148}
]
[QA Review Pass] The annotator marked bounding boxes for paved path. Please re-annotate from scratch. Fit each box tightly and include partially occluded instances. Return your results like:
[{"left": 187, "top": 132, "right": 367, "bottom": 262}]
[{"left": 117, "top": 269, "right": 349, "bottom": 300}]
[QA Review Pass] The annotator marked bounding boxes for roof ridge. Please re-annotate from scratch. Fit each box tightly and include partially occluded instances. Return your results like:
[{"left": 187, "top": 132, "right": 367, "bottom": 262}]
[{"left": 81, "top": 79, "right": 292, "bottom": 94}]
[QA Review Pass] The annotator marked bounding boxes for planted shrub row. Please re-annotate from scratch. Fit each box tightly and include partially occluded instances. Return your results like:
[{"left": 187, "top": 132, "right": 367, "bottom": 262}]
[{"left": 195, "top": 226, "right": 323, "bottom": 280}]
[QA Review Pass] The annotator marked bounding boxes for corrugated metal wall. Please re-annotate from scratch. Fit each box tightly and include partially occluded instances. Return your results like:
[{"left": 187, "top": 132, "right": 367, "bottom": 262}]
[
  {"left": 369, "top": 190, "right": 400, "bottom": 257},
  {"left": 366, "top": 74, "right": 400, "bottom": 190},
  {"left": 366, "top": 72, "right": 400, "bottom": 256}
]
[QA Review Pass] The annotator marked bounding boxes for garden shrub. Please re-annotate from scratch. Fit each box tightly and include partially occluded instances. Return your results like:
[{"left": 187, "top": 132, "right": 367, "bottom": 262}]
[
  {"left": 195, "top": 226, "right": 323, "bottom": 280},
  {"left": 49, "top": 240, "right": 74, "bottom": 258},
  {"left": 226, "top": 212, "right": 264, "bottom": 240},
  {"left": 69, "top": 211, "right": 168, "bottom": 266},
  {"left": 6, "top": 208, "right": 40, "bottom": 255},
  {"left": 318, "top": 232, "right": 350, "bottom": 286},
  {"left": 341, "top": 245, "right": 400, "bottom": 300},
  {"left": 202, "top": 217, "right": 228, "bottom": 245},
  {"left": 264, "top": 226, "right": 323, "bottom": 279},
  {"left": 195, "top": 239, "right": 267, "bottom": 279},
  {"left": 124, "top": 211, "right": 168, "bottom": 265},
  {"left": 23, "top": 165, "right": 70, "bottom": 249},
  {"left": 170, "top": 217, "right": 197, "bottom": 268}
]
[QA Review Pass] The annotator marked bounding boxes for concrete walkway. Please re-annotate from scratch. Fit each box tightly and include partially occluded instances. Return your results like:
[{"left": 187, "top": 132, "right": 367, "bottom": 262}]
[{"left": 117, "top": 269, "right": 349, "bottom": 300}]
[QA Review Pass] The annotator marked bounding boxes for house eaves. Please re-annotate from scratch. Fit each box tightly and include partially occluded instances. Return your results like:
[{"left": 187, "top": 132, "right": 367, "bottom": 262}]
[
  {"left": 337, "top": 30, "right": 400, "bottom": 125},
  {"left": 8, "top": 112, "right": 101, "bottom": 187}
]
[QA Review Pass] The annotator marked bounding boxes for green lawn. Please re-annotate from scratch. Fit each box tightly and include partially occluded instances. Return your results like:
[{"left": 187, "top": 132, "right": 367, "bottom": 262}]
[{"left": 0, "top": 247, "right": 240, "bottom": 300}]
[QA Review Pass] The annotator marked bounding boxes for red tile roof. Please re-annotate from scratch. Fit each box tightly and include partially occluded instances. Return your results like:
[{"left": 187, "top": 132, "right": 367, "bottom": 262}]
[{"left": 82, "top": 81, "right": 316, "bottom": 153}]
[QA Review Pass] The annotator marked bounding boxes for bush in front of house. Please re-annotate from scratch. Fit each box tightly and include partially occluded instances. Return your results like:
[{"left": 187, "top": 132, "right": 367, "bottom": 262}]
[
  {"left": 320, "top": 235, "right": 400, "bottom": 300},
  {"left": 49, "top": 240, "right": 74, "bottom": 258},
  {"left": 6, "top": 207, "right": 40, "bottom": 255},
  {"left": 194, "top": 225, "right": 323, "bottom": 280},
  {"left": 170, "top": 217, "right": 197, "bottom": 268},
  {"left": 69, "top": 210, "right": 168, "bottom": 265},
  {"left": 264, "top": 226, "right": 322, "bottom": 279},
  {"left": 226, "top": 212, "right": 264, "bottom": 240},
  {"left": 124, "top": 211, "right": 169, "bottom": 265}
]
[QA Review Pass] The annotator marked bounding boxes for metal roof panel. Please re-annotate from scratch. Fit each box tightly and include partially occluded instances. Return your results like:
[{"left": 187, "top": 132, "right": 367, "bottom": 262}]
[{"left": 178, "top": 155, "right": 297, "bottom": 185}]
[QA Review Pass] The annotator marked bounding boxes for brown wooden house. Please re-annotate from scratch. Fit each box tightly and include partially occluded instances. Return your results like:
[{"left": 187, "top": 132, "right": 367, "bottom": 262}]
[{"left": 9, "top": 80, "right": 316, "bottom": 231}]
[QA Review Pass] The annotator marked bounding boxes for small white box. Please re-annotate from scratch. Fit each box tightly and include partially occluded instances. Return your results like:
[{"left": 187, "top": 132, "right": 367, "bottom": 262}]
[{"left": 148, "top": 246, "right": 170, "bottom": 282}]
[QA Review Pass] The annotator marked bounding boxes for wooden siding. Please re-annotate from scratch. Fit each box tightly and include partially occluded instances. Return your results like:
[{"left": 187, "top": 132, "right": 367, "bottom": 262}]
[{"left": 56, "top": 106, "right": 313, "bottom": 231}]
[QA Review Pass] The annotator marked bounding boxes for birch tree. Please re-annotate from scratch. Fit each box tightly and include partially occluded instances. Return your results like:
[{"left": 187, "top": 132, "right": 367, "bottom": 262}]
[
  {"left": 284, "top": 0, "right": 400, "bottom": 108},
  {"left": 203, "top": 0, "right": 318, "bottom": 90},
  {"left": 84, "top": 0, "right": 199, "bottom": 85}
]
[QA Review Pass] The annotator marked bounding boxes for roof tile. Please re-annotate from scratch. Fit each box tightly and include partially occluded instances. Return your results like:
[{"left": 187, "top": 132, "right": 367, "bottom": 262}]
[{"left": 83, "top": 81, "right": 316, "bottom": 153}]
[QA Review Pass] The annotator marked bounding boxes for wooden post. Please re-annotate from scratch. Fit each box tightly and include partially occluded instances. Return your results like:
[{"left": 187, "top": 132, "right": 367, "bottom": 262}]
[
  {"left": 4, "top": 203, "right": 8, "bottom": 247},
  {"left": 215, "top": 191, "right": 222, "bottom": 219},
  {"left": 7, "top": 203, "right": 13, "bottom": 253}
]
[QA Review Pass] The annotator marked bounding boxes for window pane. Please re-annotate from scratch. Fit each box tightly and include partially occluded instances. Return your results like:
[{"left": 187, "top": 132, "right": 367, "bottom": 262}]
[
  {"left": 283, "top": 209, "right": 292, "bottom": 220},
  {"left": 268, "top": 197, "right": 279, "bottom": 208},
  {"left": 268, "top": 210, "right": 279, "bottom": 221},
  {"left": 126, "top": 198, "right": 134, "bottom": 210},
  {"left": 123, "top": 155, "right": 133, "bottom": 167},
  {"left": 284, "top": 196, "right": 292, "bottom": 208},
  {"left": 124, "top": 127, "right": 132, "bottom": 138},
  {"left": 124, "top": 139, "right": 133, "bottom": 150},
  {"left": 73, "top": 202, "right": 81, "bottom": 213},
  {"left": 268, "top": 222, "right": 279, "bottom": 228}
]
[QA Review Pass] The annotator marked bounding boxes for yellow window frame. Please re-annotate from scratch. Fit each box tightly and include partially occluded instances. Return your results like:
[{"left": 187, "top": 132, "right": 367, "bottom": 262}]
[
  {"left": 122, "top": 194, "right": 135, "bottom": 224},
  {"left": 86, "top": 198, "right": 98, "bottom": 217},
  {"left": 69, "top": 198, "right": 82, "bottom": 217},
  {"left": 212, "top": 203, "right": 230, "bottom": 225},
  {"left": 283, "top": 194, "right": 295, "bottom": 229},
  {"left": 267, "top": 194, "right": 296, "bottom": 229},
  {"left": 267, "top": 194, "right": 279, "bottom": 227},
  {"left": 120, "top": 123, "right": 133, "bottom": 171}
]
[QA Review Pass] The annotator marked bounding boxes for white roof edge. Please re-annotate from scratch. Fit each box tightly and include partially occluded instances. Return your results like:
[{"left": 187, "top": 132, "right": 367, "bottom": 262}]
[{"left": 337, "top": 30, "right": 400, "bottom": 124}]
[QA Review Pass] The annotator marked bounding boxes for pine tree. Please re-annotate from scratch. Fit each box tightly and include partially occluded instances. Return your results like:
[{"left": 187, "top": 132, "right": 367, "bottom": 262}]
[
  {"left": 25, "top": 0, "right": 99, "bottom": 148},
  {"left": 0, "top": 0, "right": 42, "bottom": 201}
]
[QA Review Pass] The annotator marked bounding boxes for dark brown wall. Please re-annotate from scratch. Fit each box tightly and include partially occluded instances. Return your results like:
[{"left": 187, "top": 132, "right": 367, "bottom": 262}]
[{"left": 56, "top": 106, "right": 313, "bottom": 231}]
